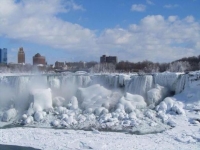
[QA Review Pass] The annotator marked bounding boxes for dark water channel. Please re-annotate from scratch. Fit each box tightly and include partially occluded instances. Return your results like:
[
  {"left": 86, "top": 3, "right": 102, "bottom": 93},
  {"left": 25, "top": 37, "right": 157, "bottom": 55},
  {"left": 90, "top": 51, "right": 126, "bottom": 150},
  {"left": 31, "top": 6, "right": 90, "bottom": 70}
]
[{"left": 0, "top": 145, "right": 40, "bottom": 150}]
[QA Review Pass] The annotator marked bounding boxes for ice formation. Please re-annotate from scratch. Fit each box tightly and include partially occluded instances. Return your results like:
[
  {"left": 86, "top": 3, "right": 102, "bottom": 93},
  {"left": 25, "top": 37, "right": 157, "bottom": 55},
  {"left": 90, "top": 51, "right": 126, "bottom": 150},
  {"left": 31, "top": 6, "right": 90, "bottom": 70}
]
[
  {"left": 28, "top": 88, "right": 53, "bottom": 113},
  {"left": 147, "top": 84, "right": 169, "bottom": 106},
  {"left": 2, "top": 108, "right": 17, "bottom": 122},
  {"left": 0, "top": 71, "right": 200, "bottom": 135}
]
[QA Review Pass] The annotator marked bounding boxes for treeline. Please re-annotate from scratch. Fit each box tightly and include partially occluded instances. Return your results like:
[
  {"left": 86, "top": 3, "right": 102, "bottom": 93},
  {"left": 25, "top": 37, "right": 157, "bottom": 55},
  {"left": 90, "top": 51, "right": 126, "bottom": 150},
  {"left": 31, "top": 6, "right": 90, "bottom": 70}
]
[
  {"left": 174, "top": 55, "right": 200, "bottom": 71},
  {"left": 115, "top": 55, "right": 200, "bottom": 73}
]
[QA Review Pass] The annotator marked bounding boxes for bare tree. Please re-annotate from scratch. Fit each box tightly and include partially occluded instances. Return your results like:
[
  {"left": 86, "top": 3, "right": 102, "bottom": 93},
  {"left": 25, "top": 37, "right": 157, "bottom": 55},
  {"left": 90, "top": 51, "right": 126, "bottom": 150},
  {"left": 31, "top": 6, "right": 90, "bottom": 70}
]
[
  {"left": 168, "top": 61, "right": 191, "bottom": 72},
  {"left": 90, "top": 63, "right": 116, "bottom": 73}
]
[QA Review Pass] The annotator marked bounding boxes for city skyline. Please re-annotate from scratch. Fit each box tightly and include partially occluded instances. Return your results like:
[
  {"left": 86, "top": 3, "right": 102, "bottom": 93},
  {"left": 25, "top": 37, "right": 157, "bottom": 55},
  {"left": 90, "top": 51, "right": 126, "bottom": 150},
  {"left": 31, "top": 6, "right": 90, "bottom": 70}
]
[{"left": 0, "top": 0, "right": 200, "bottom": 64}]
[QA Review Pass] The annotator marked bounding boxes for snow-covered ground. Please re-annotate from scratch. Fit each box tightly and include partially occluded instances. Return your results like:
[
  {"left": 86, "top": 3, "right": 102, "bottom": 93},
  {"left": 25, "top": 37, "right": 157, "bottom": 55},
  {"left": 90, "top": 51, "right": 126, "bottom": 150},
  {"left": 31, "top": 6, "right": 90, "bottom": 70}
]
[{"left": 0, "top": 72, "right": 200, "bottom": 149}]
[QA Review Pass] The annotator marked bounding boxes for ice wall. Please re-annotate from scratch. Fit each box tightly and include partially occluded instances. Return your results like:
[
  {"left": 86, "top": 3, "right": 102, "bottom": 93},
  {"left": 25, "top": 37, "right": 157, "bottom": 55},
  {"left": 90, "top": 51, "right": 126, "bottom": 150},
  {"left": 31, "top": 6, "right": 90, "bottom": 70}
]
[
  {"left": 91, "top": 74, "right": 119, "bottom": 88},
  {"left": 175, "top": 74, "right": 188, "bottom": 94},
  {"left": 154, "top": 72, "right": 180, "bottom": 92},
  {"left": 125, "top": 75, "right": 153, "bottom": 98}
]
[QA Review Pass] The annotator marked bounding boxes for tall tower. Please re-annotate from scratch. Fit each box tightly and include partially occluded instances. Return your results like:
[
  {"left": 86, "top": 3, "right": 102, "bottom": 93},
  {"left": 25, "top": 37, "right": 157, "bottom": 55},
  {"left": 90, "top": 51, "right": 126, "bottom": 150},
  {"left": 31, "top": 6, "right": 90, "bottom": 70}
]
[
  {"left": 0, "top": 48, "right": 7, "bottom": 64},
  {"left": 18, "top": 47, "right": 25, "bottom": 64}
]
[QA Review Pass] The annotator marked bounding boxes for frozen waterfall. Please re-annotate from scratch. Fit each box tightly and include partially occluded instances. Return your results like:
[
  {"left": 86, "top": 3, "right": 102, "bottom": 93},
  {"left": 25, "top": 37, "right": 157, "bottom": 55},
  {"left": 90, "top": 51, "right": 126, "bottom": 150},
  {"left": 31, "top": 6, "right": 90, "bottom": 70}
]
[
  {"left": 0, "top": 72, "right": 190, "bottom": 112},
  {"left": 1, "top": 72, "right": 198, "bottom": 133}
]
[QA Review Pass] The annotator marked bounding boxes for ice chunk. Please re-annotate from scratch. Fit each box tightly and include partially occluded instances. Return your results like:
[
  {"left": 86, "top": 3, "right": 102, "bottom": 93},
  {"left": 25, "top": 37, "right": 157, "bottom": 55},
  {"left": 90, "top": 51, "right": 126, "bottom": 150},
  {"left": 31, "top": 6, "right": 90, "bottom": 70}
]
[
  {"left": 144, "top": 110, "right": 155, "bottom": 119},
  {"left": 2, "top": 108, "right": 17, "bottom": 122},
  {"left": 119, "top": 93, "right": 146, "bottom": 113},
  {"left": 34, "top": 111, "right": 46, "bottom": 122},
  {"left": 68, "top": 96, "right": 79, "bottom": 110},
  {"left": 147, "top": 84, "right": 169, "bottom": 106},
  {"left": 55, "top": 106, "right": 68, "bottom": 114},
  {"left": 119, "top": 74, "right": 131, "bottom": 86},
  {"left": 30, "top": 88, "right": 53, "bottom": 112},
  {"left": 163, "top": 97, "right": 174, "bottom": 111},
  {"left": 22, "top": 114, "right": 28, "bottom": 120},
  {"left": 24, "top": 116, "right": 34, "bottom": 124},
  {"left": 84, "top": 108, "right": 93, "bottom": 114},
  {"left": 94, "top": 107, "right": 106, "bottom": 116},
  {"left": 77, "top": 84, "right": 112, "bottom": 110},
  {"left": 53, "top": 96, "right": 65, "bottom": 107},
  {"left": 157, "top": 97, "right": 185, "bottom": 115},
  {"left": 167, "top": 119, "right": 176, "bottom": 127},
  {"left": 129, "top": 112, "right": 137, "bottom": 119},
  {"left": 157, "top": 101, "right": 167, "bottom": 113},
  {"left": 27, "top": 103, "right": 35, "bottom": 116},
  {"left": 102, "top": 102, "right": 110, "bottom": 110},
  {"left": 171, "top": 104, "right": 185, "bottom": 115},
  {"left": 51, "top": 120, "right": 60, "bottom": 127}
]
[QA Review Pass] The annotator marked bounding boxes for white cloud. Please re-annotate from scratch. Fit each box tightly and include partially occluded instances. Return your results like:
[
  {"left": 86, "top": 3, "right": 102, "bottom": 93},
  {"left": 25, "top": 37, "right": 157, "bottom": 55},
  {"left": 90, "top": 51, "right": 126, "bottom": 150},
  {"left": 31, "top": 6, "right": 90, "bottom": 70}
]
[
  {"left": 0, "top": 0, "right": 94, "bottom": 53},
  {"left": 97, "top": 15, "right": 200, "bottom": 62},
  {"left": 184, "top": 16, "right": 195, "bottom": 23},
  {"left": 168, "top": 16, "right": 178, "bottom": 22},
  {"left": 65, "top": 0, "right": 85, "bottom": 11},
  {"left": 146, "top": 0, "right": 154, "bottom": 5},
  {"left": 164, "top": 4, "right": 179, "bottom": 9},
  {"left": 131, "top": 4, "right": 146, "bottom": 12},
  {"left": 0, "top": 0, "right": 200, "bottom": 63}
]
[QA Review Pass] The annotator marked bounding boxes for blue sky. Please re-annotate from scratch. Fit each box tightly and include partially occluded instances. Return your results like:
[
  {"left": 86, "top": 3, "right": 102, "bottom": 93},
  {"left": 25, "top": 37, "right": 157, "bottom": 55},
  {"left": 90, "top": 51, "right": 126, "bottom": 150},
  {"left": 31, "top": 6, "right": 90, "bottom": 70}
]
[{"left": 0, "top": 0, "right": 200, "bottom": 64}]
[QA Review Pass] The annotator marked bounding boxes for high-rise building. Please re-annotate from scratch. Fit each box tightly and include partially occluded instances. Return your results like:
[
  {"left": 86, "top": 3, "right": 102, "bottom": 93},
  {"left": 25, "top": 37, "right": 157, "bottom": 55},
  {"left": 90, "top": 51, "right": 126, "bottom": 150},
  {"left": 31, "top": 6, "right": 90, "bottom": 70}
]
[
  {"left": 33, "top": 53, "right": 46, "bottom": 65},
  {"left": 100, "top": 55, "right": 118, "bottom": 64},
  {"left": 0, "top": 48, "right": 7, "bottom": 64},
  {"left": 18, "top": 47, "right": 25, "bottom": 64}
]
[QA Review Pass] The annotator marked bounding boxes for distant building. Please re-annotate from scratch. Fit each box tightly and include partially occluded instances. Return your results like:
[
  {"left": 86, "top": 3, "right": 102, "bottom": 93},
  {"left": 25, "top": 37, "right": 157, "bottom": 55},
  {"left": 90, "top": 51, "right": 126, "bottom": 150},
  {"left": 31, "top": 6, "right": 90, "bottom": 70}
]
[
  {"left": 100, "top": 55, "right": 117, "bottom": 64},
  {"left": 18, "top": 47, "right": 25, "bottom": 64},
  {"left": 0, "top": 48, "right": 7, "bottom": 64},
  {"left": 65, "top": 61, "right": 85, "bottom": 69},
  {"left": 55, "top": 61, "right": 65, "bottom": 68},
  {"left": 33, "top": 53, "right": 46, "bottom": 65}
]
